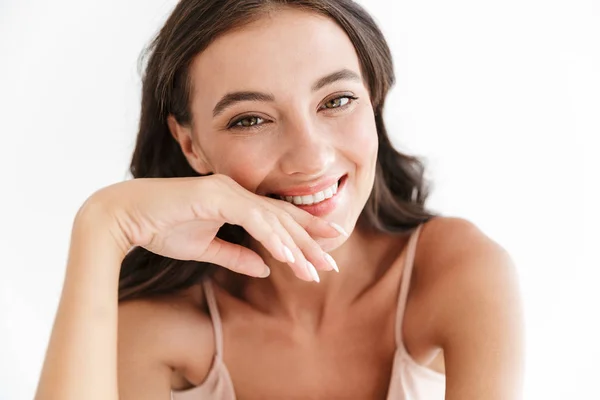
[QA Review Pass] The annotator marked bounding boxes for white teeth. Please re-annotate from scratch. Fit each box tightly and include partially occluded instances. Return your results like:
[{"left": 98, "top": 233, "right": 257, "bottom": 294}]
[
  {"left": 314, "top": 191, "right": 325, "bottom": 203},
  {"left": 279, "top": 180, "right": 340, "bottom": 206}
]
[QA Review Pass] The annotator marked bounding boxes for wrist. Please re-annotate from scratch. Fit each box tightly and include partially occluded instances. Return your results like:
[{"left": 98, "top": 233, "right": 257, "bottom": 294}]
[{"left": 73, "top": 196, "right": 132, "bottom": 260}]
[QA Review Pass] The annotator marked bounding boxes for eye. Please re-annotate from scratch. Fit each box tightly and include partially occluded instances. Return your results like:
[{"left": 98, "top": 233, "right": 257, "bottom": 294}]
[
  {"left": 228, "top": 115, "right": 265, "bottom": 130},
  {"left": 320, "top": 95, "right": 358, "bottom": 111}
]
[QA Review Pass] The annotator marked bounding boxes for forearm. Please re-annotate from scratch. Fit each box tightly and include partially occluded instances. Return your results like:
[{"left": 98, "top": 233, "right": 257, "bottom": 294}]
[{"left": 35, "top": 210, "right": 128, "bottom": 400}]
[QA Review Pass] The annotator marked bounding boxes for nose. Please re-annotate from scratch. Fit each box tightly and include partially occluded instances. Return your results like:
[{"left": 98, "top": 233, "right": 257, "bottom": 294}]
[{"left": 278, "top": 119, "right": 335, "bottom": 178}]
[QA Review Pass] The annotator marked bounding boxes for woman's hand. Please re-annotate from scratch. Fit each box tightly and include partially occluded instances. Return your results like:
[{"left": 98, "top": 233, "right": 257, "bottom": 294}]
[{"left": 81, "top": 174, "right": 343, "bottom": 281}]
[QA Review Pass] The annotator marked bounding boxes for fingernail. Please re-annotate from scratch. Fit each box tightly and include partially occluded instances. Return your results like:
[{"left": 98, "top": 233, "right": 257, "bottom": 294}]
[
  {"left": 329, "top": 222, "right": 349, "bottom": 237},
  {"left": 259, "top": 266, "right": 271, "bottom": 278},
  {"left": 323, "top": 253, "right": 339, "bottom": 273},
  {"left": 306, "top": 261, "right": 320, "bottom": 283},
  {"left": 282, "top": 245, "right": 295, "bottom": 263}
]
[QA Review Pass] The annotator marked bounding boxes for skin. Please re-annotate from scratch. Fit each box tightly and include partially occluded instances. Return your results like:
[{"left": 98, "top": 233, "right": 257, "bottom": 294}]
[{"left": 118, "top": 8, "right": 524, "bottom": 399}]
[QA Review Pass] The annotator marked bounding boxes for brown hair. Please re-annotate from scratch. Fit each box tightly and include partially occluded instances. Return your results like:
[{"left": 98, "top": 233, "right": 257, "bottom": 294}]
[{"left": 118, "top": 0, "right": 437, "bottom": 302}]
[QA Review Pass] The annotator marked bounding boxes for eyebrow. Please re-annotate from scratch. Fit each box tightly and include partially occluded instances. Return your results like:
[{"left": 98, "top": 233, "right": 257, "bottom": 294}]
[{"left": 212, "top": 68, "right": 362, "bottom": 118}]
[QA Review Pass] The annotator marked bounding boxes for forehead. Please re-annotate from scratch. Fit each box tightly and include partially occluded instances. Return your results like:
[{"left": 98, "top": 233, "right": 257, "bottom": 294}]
[{"left": 189, "top": 8, "right": 363, "bottom": 102}]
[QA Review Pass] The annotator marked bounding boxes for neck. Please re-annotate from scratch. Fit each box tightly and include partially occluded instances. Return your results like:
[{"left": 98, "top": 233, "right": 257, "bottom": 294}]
[{"left": 217, "top": 227, "right": 406, "bottom": 328}]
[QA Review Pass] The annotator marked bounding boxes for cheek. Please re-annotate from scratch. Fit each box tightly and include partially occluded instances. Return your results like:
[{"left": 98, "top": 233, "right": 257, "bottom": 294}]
[
  {"left": 338, "top": 109, "right": 378, "bottom": 168},
  {"left": 201, "top": 138, "right": 274, "bottom": 191}
]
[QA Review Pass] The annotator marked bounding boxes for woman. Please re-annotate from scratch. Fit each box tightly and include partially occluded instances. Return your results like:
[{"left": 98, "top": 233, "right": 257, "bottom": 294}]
[{"left": 34, "top": 0, "right": 524, "bottom": 399}]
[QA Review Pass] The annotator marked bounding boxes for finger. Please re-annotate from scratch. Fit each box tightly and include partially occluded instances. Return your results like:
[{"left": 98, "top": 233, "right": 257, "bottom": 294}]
[
  {"left": 261, "top": 211, "right": 316, "bottom": 282},
  {"left": 264, "top": 197, "right": 347, "bottom": 238},
  {"left": 215, "top": 181, "right": 336, "bottom": 281},
  {"left": 200, "top": 238, "right": 270, "bottom": 278},
  {"left": 224, "top": 205, "right": 313, "bottom": 281},
  {"left": 277, "top": 211, "right": 336, "bottom": 274}
]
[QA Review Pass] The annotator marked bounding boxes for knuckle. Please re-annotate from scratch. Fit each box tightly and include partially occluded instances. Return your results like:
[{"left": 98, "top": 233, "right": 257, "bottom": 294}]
[
  {"left": 266, "top": 230, "right": 280, "bottom": 246},
  {"left": 278, "top": 211, "right": 296, "bottom": 226},
  {"left": 271, "top": 197, "right": 297, "bottom": 214},
  {"left": 304, "top": 238, "right": 323, "bottom": 255},
  {"left": 294, "top": 228, "right": 317, "bottom": 248},
  {"left": 262, "top": 210, "right": 280, "bottom": 225},
  {"left": 246, "top": 207, "right": 264, "bottom": 225}
]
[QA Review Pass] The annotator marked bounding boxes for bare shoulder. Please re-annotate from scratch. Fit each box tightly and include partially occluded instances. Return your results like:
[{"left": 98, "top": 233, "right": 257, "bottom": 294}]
[
  {"left": 416, "top": 216, "right": 525, "bottom": 398},
  {"left": 415, "top": 216, "right": 522, "bottom": 325},
  {"left": 417, "top": 216, "right": 516, "bottom": 278},
  {"left": 117, "top": 284, "right": 216, "bottom": 393}
]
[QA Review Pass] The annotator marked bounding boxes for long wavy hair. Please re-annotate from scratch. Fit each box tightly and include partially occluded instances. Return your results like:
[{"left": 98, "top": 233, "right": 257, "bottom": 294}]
[{"left": 118, "top": 0, "right": 437, "bottom": 302}]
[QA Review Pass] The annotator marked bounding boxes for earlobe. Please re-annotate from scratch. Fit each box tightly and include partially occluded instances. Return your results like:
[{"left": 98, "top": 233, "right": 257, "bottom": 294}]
[{"left": 167, "top": 114, "right": 212, "bottom": 175}]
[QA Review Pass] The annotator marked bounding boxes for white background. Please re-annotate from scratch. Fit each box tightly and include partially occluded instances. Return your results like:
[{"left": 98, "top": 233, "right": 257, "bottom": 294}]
[{"left": 1, "top": 0, "right": 598, "bottom": 399}]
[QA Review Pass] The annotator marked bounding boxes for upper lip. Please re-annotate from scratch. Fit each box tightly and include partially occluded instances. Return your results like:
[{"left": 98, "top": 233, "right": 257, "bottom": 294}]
[{"left": 270, "top": 175, "right": 344, "bottom": 197}]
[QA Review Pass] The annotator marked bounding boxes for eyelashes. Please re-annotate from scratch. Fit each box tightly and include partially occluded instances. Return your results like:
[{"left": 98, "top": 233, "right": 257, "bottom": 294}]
[
  {"left": 226, "top": 94, "right": 359, "bottom": 131},
  {"left": 229, "top": 115, "right": 266, "bottom": 130}
]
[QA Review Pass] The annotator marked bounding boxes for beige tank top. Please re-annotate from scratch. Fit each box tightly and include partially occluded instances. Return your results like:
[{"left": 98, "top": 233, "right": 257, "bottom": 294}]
[{"left": 172, "top": 224, "right": 446, "bottom": 399}]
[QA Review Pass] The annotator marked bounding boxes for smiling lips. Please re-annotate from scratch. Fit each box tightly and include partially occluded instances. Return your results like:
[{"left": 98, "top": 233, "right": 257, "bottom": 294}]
[
  {"left": 277, "top": 180, "right": 339, "bottom": 206},
  {"left": 270, "top": 175, "right": 345, "bottom": 207}
]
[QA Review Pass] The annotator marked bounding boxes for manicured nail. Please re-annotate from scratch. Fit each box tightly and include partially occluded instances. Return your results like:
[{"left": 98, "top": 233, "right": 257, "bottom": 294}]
[
  {"left": 306, "top": 261, "right": 320, "bottom": 283},
  {"left": 323, "top": 253, "right": 339, "bottom": 273},
  {"left": 259, "top": 266, "right": 271, "bottom": 278},
  {"left": 282, "top": 245, "right": 295, "bottom": 263},
  {"left": 329, "top": 222, "right": 349, "bottom": 237}
]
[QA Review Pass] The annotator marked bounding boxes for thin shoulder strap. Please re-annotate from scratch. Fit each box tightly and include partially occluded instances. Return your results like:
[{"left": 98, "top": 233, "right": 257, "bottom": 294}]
[
  {"left": 201, "top": 277, "right": 224, "bottom": 357},
  {"left": 394, "top": 223, "right": 424, "bottom": 346}
]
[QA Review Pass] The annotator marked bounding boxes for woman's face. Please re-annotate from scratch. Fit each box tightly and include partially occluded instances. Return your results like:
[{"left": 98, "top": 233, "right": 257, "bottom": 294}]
[{"left": 174, "top": 8, "right": 378, "bottom": 244}]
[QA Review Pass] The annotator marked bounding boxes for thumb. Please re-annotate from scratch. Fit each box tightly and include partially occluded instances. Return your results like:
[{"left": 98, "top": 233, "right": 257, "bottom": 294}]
[{"left": 200, "top": 238, "right": 270, "bottom": 278}]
